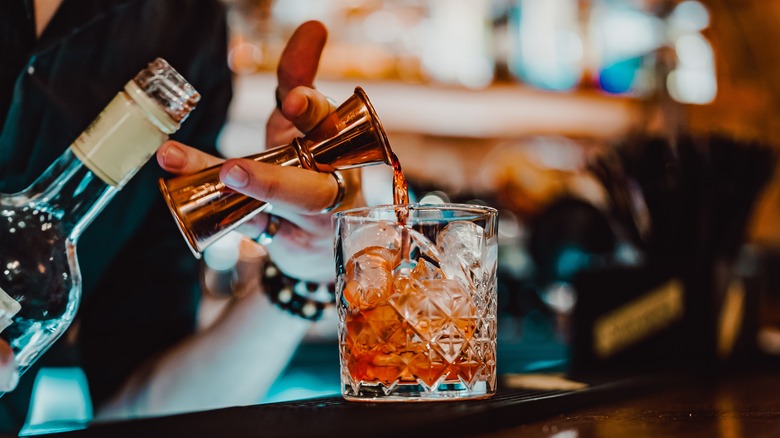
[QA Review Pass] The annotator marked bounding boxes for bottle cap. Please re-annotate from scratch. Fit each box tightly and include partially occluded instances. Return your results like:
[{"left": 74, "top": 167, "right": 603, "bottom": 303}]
[{"left": 131, "top": 58, "right": 200, "bottom": 125}]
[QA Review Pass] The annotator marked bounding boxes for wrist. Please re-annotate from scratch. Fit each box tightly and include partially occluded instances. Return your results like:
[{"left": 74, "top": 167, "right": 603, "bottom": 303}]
[{"left": 260, "top": 258, "right": 336, "bottom": 321}]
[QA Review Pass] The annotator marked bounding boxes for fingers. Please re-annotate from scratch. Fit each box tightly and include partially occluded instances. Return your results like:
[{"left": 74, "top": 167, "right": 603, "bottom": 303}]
[
  {"left": 266, "top": 85, "right": 337, "bottom": 148},
  {"left": 157, "top": 141, "right": 224, "bottom": 176},
  {"left": 237, "top": 211, "right": 335, "bottom": 282},
  {"left": 276, "top": 20, "right": 327, "bottom": 99},
  {"left": 219, "top": 158, "right": 340, "bottom": 215},
  {"left": 238, "top": 212, "right": 330, "bottom": 253},
  {"left": 281, "top": 86, "right": 336, "bottom": 134},
  {"left": 265, "top": 109, "right": 303, "bottom": 148},
  {"left": 274, "top": 19, "right": 334, "bottom": 136}
]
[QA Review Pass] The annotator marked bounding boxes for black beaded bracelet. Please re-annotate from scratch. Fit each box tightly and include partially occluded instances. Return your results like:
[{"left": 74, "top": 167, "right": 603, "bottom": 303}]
[{"left": 260, "top": 259, "right": 336, "bottom": 321}]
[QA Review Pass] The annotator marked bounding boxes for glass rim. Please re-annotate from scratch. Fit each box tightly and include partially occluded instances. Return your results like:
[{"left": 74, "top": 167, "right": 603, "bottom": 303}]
[{"left": 333, "top": 202, "right": 498, "bottom": 221}]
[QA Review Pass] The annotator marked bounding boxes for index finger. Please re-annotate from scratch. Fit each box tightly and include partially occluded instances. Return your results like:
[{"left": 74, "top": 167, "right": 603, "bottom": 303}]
[
  {"left": 219, "top": 158, "right": 339, "bottom": 215},
  {"left": 157, "top": 141, "right": 224, "bottom": 175},
  {"left": 276, "top": 20, "right": 327, "bottom": 101}
]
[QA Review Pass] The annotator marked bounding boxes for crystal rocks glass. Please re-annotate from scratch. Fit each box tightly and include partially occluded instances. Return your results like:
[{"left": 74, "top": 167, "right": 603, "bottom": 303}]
[{"left": 333, "top": 204, "right": 499, "bottom": 401}]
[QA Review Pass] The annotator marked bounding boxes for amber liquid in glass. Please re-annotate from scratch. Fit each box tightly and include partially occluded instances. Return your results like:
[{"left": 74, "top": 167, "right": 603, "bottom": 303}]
[{"left": 341, "top": 151, "right": 488, "bottom": 394}]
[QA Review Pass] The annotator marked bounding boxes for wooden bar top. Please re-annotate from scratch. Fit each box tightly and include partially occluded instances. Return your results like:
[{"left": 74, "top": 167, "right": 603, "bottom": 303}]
[
  {"left": 36, "top": 367, "right": 780, "bottom": 438},
  {"left": 477, "top": 369, "right": 780, "bottom": 438}
]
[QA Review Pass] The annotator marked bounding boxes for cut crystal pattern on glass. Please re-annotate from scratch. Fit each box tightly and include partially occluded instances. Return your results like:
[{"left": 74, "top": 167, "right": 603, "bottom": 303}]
[{"left": 336, "top": 204, "right": 498, "bottom": 401}]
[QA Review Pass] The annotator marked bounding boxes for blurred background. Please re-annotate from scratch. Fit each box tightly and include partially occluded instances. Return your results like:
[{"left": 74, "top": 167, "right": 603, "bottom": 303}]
[
  {"left": 23, "top": 0, "right": 780, "bottom": 433},
  {"left": 197, "top": 0, "right": 780, "bottom": 404}
]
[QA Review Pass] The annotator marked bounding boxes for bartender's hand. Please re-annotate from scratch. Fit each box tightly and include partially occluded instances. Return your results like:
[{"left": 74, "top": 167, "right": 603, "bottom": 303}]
[{"left": 156, "top": 20, "right": 363, "bottom": 282}]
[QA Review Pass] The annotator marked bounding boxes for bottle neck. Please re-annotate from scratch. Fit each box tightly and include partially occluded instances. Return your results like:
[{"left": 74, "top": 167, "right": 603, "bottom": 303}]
[
  {"left": 26, "top": 85, "right": 177, "bottom": 242},
  {"left": 26, "top": 148, "right": 116, "bottom": 242},
  {"left": 17, "top": 58, "right": 196, "bottom": 244}
]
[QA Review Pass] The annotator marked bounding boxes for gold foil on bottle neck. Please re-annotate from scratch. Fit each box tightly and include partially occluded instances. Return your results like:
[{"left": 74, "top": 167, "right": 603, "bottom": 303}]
[{"left": 71, "top": 58, "right": 201, "bottom": 188}]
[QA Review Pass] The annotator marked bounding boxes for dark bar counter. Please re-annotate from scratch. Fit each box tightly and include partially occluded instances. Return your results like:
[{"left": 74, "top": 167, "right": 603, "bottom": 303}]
[
  {"left": 32, "top": 368, "right": 780, "bottom": 438},
  {"left": 478, "top": 369, "right": 780, "bottom": 438}
]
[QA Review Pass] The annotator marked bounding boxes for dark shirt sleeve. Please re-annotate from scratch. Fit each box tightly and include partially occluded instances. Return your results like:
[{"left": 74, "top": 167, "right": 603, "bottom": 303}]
[
  {"left": 75, "top": 0, "right": 234, "bottom": 408},
  {"left": 0, "top": 0, "right": 234, "bottom": 429}
]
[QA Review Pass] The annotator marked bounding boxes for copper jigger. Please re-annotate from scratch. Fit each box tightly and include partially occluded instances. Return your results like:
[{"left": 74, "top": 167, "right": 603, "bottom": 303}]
[{"left": 159, "top": 86, "right": 393, "bottom": 258}]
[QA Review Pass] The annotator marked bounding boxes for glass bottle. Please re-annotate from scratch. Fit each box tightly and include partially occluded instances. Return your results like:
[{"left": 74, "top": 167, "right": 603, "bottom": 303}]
[{"left": 0, "top": 58, "right": 200, "bottom": 395}]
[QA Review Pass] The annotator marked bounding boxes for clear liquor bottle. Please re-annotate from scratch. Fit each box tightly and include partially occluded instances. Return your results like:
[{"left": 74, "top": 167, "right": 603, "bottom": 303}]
[{"left": 0, "top": 58, "right": 200, "bottom": 395}]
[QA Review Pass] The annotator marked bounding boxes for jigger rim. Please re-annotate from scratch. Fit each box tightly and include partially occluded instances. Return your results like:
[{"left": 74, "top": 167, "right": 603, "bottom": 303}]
[
  {"left": 352, "top": 86, "right": 394, "bottom": 166},
  {"left": 158, "top": 177, "right": 204, "bottom": 259}
]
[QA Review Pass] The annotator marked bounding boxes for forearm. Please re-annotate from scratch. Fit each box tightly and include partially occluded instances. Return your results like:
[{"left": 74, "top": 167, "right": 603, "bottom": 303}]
[{"left": 95, "top": 289, "right": 312, "bottom": 420}]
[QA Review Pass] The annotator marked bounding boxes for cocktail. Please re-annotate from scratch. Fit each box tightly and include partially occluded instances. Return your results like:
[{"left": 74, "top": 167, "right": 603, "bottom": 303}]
[{"left": 333, "top": 203, "right": 498, "bottom": 401}]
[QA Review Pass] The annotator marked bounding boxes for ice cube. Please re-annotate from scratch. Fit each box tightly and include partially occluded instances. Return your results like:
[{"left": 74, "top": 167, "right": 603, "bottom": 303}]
[
  {"left": 410, "top": 259, "right": 443, "bottom": 282},
  {"left": 408, "top": 228, "right": 441, "bottom": 265},
  {"left": 436, "top": 221, "right": 485, "bottom": 291},
  {"left": 344, "top": 246, "right": 396, "bottom": 309},
  {"left": 343, "top": 221, "right": 402, "bottom": 262}
]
